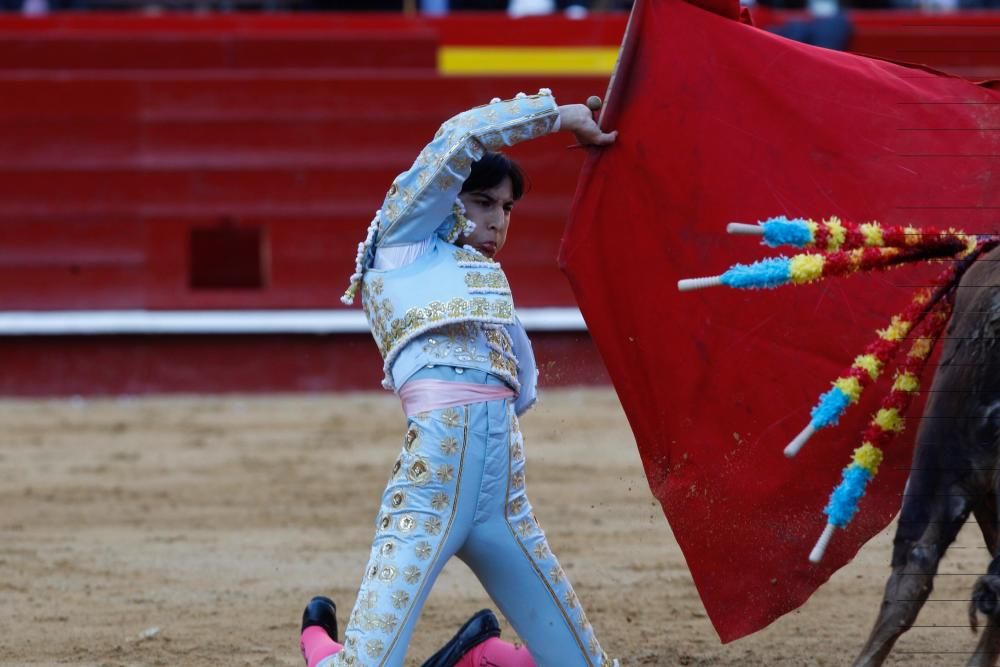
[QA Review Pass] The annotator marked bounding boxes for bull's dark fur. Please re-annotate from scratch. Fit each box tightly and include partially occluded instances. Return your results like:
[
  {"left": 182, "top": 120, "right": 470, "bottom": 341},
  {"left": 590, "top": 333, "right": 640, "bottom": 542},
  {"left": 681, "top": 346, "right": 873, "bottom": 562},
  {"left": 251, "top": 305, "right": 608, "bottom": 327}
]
[{"left": 855, "top": 245, "right": 1000, "bottom": 667}]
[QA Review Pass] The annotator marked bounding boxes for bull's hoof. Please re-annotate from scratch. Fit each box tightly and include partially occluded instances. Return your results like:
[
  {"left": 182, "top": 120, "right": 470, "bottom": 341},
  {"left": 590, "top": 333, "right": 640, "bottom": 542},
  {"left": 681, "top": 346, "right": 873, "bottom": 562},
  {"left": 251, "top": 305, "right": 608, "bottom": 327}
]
[
  {"left": 976, "top": 588, "right": 999, "bottom": 615},
  {"left": 970, "top": 575, "right": 1000, "bottom": 631}
]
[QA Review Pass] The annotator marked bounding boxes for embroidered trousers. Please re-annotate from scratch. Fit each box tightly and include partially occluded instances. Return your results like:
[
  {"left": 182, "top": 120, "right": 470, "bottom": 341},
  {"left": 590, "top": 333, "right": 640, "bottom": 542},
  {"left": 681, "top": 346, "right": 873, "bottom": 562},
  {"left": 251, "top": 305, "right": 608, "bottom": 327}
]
[{"left": 330, "top": 372, "right": 609, "bottom": 667}]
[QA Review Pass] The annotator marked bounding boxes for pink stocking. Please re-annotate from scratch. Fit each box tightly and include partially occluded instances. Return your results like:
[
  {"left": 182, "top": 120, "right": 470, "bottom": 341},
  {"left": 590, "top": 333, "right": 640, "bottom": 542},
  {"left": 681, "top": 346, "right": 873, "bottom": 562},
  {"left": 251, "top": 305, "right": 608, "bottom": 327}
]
[
  {"left": 457, "top": 637, "right": 536, "bottom": 667},
  {"left": 299, "top": 626, "right": 342, "bottom": 667}
]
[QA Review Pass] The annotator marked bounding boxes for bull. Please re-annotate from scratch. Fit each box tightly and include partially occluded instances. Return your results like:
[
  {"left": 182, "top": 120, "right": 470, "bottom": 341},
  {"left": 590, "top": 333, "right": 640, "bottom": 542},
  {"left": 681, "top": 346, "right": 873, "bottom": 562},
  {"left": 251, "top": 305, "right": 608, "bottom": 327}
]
[{"left": 856, "top": 245, "right": 1000, "bottom": 666}]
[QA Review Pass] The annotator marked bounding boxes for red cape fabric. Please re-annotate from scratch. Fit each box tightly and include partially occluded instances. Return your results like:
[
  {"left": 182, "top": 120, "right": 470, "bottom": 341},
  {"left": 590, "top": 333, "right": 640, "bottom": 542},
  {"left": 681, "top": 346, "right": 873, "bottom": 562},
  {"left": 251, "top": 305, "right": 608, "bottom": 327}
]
[{"left": 562, "top": 0, "right": 1000, "bottom": 642}]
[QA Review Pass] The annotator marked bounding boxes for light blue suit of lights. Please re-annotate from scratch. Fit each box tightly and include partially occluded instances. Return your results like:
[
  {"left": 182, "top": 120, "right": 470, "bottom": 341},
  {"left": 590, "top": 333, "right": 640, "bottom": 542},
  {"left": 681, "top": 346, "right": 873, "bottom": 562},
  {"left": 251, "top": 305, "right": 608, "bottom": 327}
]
[
  {"left": 330, "top": 93, "right": 612, "bottom": 667},
  {"left": 356, "top": 94, "right": 560, "bottom": 413},
  {"left": 361, "top": 237, "right": 530, "bottom": 407}
]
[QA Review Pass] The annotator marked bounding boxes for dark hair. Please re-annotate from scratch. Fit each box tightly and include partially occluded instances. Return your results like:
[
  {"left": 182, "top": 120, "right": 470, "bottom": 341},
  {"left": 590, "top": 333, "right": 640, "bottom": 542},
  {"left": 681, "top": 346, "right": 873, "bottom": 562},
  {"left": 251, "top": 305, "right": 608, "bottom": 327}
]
[{"left": 461, "top": 151, "right": 526, "bottom": 201}]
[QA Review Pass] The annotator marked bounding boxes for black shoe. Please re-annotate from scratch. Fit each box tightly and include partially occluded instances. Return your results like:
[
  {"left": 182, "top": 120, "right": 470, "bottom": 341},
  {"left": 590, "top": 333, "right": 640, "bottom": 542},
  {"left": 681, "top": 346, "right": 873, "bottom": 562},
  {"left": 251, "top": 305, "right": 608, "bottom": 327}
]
[
  {"left": 301, "top": 595, "right": 338, "bottom": 643},
  {"left": 420, "top": 609, "right": 501, "bottom": 667}
]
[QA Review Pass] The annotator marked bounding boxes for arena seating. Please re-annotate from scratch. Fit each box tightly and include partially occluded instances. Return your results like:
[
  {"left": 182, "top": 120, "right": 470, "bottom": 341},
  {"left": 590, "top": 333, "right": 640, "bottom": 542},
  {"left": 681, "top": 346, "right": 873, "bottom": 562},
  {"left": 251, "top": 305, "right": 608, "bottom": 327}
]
[
  {"left": 757, "top": 8, "right": 1000, "bottom": 80},
  {"left": 0, "top": 15, "right": 613, "bottom": 313}
]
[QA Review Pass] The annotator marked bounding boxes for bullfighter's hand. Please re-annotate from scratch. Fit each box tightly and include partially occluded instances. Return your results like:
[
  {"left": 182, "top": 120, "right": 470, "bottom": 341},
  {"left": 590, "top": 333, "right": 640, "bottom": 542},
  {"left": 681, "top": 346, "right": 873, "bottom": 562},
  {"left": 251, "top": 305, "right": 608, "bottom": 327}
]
[{"left": 557, "top": 103, "right": 617, "bottom": 147}]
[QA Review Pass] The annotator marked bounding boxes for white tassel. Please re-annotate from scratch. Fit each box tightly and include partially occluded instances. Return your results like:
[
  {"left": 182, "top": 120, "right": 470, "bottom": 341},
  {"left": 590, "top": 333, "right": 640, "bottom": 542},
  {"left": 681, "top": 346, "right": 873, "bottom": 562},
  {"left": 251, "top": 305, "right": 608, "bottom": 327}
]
[
  {"left": 490, "top": 97, "right": 502, "bottom": 104},
  {"left": 809, "top": 523, "right": 837, "bottom": 563},
  {"left": 445, "top": 199, "right": 474, "bottom": 242},
  {"left": 342, "top": 211, "right": 381, "bottom": 306},
  {"left": 452, "top": 198, "right": 476, "bottom": 235},
  {"left": 727, "top": 222, "right": 765, "bottom": 236},
  {"left": 515, "top": 91, "right": 527, "bottom": 99},
  {"left": 537, "top": 87, "right": 552, "bottom": 96},
  {"left": 462, "top": 244, "right": 486, "bottom": 257},
  {"left": 677, "top": 276, "right": 724, "bottom": 291},
  {"left": 784, "top": 423, "right": 816, "bottom": 458}
]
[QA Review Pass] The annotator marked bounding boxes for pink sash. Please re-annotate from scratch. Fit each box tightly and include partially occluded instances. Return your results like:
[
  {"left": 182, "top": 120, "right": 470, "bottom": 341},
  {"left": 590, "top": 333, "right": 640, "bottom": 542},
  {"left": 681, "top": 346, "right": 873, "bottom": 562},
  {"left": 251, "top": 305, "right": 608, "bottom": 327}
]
[{"left": 398, "top": 379, "right": 514, "bottom": 417}]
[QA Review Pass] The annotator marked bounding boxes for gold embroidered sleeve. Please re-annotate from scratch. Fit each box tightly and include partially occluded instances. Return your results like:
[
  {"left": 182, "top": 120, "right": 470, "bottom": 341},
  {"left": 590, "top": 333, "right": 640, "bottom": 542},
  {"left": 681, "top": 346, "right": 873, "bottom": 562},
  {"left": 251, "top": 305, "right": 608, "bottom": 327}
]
[{"left": 376, "top": 91, "right": 560, "bottom": 248}]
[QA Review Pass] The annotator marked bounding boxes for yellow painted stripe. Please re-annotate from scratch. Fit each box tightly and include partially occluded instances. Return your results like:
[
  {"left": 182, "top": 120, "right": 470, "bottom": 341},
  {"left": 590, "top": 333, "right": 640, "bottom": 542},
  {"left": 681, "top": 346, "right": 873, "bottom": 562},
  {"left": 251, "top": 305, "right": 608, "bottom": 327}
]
[{"left": 438, "top": 46, "right": 618, "bottom": 75}]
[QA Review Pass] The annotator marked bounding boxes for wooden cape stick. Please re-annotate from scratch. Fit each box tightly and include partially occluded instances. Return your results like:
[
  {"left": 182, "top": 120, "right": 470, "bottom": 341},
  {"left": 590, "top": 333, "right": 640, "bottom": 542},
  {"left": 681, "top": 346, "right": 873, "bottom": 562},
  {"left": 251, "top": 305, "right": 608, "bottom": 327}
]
[{"left": 597, "top": 0, "right": 646, "bottom": 131}]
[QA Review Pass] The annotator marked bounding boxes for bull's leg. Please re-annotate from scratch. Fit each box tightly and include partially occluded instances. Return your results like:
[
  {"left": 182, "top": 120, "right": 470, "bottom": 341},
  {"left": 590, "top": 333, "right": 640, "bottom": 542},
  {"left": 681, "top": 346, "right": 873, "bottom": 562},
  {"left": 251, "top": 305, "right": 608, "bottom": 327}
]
[
  {"left": 968, "top": 600, "right": 1000, "bottom": 667},
  {"left": 974, "top": 496, "right": 999, "bottom": 556},
  {"left": 967, "top": 494, "right": 1000, "bottom": 667},
  {"left": 853, "top": 482, "right": 974, "bottom": 667}
]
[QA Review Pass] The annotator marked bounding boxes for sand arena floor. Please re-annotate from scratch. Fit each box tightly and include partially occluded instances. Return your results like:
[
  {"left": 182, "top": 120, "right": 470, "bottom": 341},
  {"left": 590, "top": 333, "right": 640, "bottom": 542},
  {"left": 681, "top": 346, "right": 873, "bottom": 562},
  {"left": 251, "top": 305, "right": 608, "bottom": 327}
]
[{"left": 0, "top": 389, "right": 991, "bottom": 666}]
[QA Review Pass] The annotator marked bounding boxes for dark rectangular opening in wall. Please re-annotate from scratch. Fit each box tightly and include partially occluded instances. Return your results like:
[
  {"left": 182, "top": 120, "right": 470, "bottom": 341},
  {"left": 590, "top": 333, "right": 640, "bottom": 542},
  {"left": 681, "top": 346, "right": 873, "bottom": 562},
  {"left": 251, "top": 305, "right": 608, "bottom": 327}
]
[{"left": 189, "top": 221, "right": 266, "bottom": 290}]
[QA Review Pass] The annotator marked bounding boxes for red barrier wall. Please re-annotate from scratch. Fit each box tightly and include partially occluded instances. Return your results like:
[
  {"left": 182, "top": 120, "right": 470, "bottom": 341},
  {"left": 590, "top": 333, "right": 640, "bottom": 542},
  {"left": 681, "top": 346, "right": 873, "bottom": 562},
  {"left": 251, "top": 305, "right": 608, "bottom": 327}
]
[{"left": 0, "top": 331, "right": 610, "bottom": 396}]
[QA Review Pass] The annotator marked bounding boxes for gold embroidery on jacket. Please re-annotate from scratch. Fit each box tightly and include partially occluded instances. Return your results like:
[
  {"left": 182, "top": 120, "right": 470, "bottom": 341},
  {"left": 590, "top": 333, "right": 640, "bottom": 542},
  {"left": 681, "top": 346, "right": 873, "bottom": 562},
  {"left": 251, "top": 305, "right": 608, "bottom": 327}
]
[
  {"left": 362, "top": 290, "right": 514, "bottom": 361},
  {"left": 464, "top": 271, "right": 511, "bottom": 293}
]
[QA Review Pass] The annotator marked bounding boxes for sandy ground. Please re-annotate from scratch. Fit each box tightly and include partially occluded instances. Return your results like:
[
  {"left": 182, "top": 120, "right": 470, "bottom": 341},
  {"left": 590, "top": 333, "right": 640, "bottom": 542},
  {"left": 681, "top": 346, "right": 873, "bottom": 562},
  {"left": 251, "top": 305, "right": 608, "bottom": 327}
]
[{"left": 0, "top": 389, "right": 992, "bottom": 666}]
